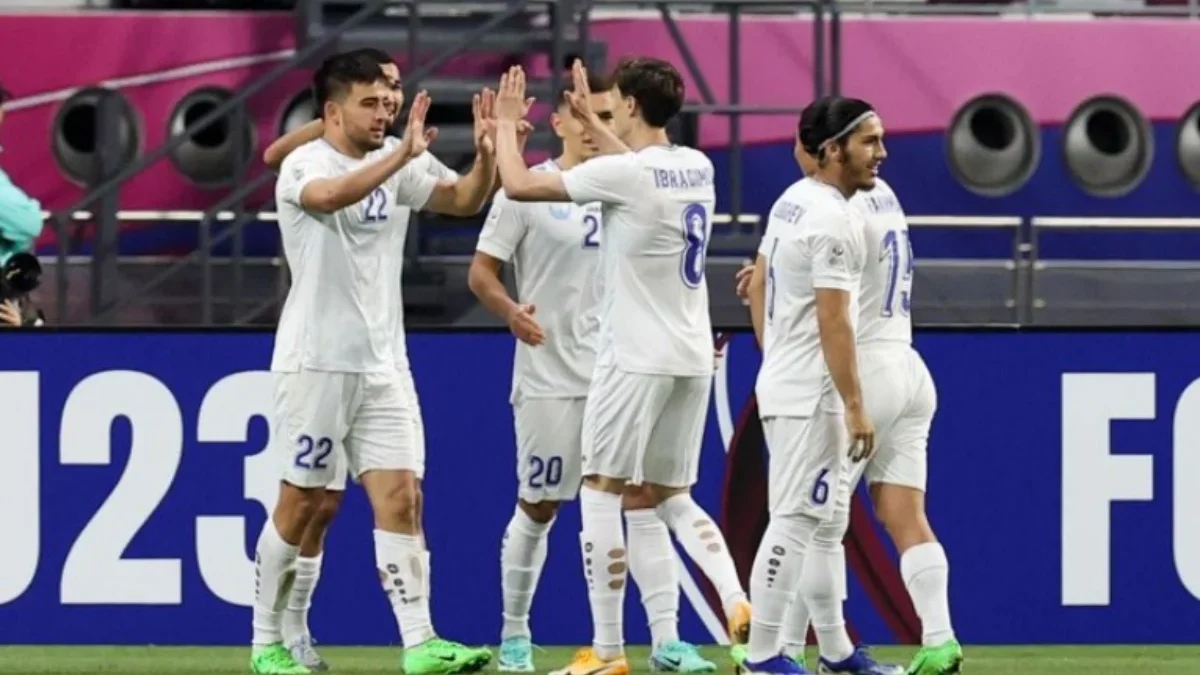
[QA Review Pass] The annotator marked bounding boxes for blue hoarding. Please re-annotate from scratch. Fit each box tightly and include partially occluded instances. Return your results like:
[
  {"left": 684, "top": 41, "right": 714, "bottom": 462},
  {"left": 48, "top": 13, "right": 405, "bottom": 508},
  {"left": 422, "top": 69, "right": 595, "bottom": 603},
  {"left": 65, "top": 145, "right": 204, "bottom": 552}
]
[{"left": 0, "top": 330, "right": 1196, "bottom": 646}]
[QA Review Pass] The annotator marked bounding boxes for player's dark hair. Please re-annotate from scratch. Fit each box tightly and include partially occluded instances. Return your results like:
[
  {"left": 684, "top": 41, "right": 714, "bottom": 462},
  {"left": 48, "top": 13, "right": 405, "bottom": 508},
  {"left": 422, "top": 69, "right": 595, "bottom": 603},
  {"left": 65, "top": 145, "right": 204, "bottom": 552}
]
[
  {"left": 609, "top": 57, "right": 684, "bottom": 128},
  {"left": 555, "top": 71, "right": 612, "bottom": 109},
  {"left": 798, "top": 96, "right": 876, "bottom": 162},
  {"left": 312, "top": 52, "right": 387, "bottom": 109},
  {"left": 350, "top": 48, "right": 395, "bottom": 66}
]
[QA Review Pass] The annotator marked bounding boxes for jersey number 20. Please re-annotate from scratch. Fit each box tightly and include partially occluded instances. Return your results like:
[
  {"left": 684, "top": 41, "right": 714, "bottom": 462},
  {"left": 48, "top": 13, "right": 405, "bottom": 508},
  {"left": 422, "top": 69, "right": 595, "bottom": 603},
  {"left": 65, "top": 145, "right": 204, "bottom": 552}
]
[
  {"left": 680, "top": 202, "right": 710, "bottom": 288},
  {"left": 880, "top": 229, "right": 914, "bottom": 317}
]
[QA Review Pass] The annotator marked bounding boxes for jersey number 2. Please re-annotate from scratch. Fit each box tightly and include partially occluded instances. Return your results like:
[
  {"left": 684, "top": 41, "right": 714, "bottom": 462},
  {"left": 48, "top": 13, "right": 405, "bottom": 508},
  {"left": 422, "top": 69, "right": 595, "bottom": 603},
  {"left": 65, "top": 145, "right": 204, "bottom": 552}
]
[
  {"left": 582, "top": 214, "right": 601, "bottom": 249},
  {"left": 363, "top": 188, "right": 389, "bottom": 223},
  {"left": 881, "top": 229, "right": 914, "bottom": 317},
  {"left": 680, "top": 203, "right": 709, "bottom": 288}
]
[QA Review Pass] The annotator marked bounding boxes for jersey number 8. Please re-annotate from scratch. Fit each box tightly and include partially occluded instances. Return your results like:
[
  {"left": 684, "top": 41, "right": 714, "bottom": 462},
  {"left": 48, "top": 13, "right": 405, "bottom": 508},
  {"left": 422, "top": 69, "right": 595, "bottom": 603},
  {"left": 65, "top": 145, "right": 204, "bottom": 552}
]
[{"left": 680, "top": 202, "right": 710, "bottom": 288}]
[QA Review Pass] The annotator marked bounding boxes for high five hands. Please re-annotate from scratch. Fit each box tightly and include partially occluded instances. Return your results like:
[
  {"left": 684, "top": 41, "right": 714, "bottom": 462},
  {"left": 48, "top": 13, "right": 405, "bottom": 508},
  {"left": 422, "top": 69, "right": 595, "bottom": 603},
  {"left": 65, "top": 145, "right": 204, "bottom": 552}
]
[{"left": 477, "top": 76, "right": 535, "bottom": 155}]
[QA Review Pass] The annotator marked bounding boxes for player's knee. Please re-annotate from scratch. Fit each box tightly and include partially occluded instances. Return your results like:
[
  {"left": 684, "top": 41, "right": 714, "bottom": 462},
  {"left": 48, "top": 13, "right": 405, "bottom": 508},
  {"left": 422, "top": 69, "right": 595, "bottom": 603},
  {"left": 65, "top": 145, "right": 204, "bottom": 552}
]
[
  {"left": 621, "top": 483, "right": 658, "bottom": 510},
  {"left": 583, "top": 474, "right": 624, "bottom": 495},
  {"left": 313, "top": 491, "right": 345, "bottom": 527},
  {"left": 376, "top": 478, "right": 422, "bottom": 527},
  {"left": 273, "top": 483, "right": 324, "bottom": 539},
  {"left": 871, "top": 482, "right": 935, "bottom": 551},
  {"left": 518, "top": 498, "right": 559, "bottom": 524}
]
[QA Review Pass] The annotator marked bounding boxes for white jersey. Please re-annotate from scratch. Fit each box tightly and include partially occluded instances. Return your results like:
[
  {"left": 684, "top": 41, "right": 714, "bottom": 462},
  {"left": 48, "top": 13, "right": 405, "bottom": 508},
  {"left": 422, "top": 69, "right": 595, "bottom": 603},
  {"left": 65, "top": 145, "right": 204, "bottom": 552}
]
[
  {"left": 273, "top": 139, "right": 438, "bottom": 373},
  {"left": 477, "top": 159, "right": 603, "bottom": 401},
  {"left": 849, "top": 179, "right": 913, "bottom": 347},
  {"left": 561, "top": 146, "right": 715, "bottom": 377},
  {"left": 380, "top": 137, "right": 460, "bottom": 370},
  {"left": 756, "top": 178, "right": 867, "bottom": 417},
  {"left": 758, "top": 177, "right": 912, "bottom": 348}
]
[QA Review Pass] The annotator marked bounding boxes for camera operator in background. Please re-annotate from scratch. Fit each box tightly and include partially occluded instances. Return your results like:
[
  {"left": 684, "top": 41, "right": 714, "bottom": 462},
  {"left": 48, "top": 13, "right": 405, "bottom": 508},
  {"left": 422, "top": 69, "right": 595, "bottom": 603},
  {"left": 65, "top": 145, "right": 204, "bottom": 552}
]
[{"left": 0, "top": 82, "right": 47, "bottom": 327}]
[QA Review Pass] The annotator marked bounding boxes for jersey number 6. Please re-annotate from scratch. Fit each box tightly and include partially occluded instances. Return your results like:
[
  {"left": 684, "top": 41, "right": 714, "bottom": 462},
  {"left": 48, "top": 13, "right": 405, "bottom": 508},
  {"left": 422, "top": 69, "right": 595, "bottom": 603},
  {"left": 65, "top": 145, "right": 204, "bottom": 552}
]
[{"left": 680, "top": 202, "right": 710, "bottom": 288}]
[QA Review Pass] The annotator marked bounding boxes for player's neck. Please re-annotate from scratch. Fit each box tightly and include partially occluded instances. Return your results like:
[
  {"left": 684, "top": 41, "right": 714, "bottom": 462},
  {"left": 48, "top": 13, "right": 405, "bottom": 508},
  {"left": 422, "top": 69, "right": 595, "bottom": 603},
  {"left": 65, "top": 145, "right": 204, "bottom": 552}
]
[
  {"left": 812, "top": 171, "right": 855, "bottom": 199},
  {"left": 555, "top": 152, "right": 583, "bottom": 170},
  {"left": 624, "top": 125, "right": 671, "bottom": 152},
  {"left": 323, "top": 131, "right": 368, "bottom": 160}
]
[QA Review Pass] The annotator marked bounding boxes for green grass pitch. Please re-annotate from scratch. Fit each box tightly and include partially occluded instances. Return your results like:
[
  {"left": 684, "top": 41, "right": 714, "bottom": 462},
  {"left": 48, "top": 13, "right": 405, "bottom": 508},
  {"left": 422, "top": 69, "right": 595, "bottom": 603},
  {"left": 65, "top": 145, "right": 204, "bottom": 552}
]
[{"left": 3, "top": 645, "right": 1200, "bottom": 674}]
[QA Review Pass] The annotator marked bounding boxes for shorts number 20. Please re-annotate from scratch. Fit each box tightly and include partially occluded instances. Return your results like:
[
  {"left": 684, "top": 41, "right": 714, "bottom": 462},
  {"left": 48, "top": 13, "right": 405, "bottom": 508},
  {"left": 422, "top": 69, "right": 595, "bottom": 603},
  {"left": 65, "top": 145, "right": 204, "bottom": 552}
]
[
  {"left": 528, "top": 455, "right": 563, "bottom": 489},
  {"left": 680, "top": 202, "right": 710, "bottom": 288}
]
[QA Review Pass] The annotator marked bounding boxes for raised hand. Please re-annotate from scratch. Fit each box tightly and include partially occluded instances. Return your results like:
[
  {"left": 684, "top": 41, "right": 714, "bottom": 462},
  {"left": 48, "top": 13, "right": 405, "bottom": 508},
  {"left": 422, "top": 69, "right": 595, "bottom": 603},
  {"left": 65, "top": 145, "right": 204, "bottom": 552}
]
[
  {"left": 398, "top": 90, "right": 438, "bottom": 158},
  {"left": 474, "top": 88, "right": 497, "bottom": 155},
  {"left": 563, "top": 58, "right": 596, "bottom": 122},
  {"left": 496, "top": 65, "right": 528, "bottom": 122}
]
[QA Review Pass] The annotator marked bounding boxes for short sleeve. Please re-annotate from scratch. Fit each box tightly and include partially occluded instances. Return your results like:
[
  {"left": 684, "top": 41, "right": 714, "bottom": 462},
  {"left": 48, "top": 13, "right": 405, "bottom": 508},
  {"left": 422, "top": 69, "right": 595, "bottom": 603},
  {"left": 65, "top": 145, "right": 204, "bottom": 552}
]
[
  {"left": 757, "top": 220, "right": 777, "bottom": 257},
  {"left": 278, "top": 150, "right": 334, "bottom": 207},
  {"left": 476, "top": 190, "right": 527, "bottom": 262},
  {"left": 802, "top": 208, "right": 859, "bottom": 291},
  {"left": 392, "top": 163, "right": 440, "bottom": 209},
  {"left": 561, "top": 153, "right": 639, "bottom": 206},
  {"left": 424, "top": 154, "right": 460, "bottom": 183}
]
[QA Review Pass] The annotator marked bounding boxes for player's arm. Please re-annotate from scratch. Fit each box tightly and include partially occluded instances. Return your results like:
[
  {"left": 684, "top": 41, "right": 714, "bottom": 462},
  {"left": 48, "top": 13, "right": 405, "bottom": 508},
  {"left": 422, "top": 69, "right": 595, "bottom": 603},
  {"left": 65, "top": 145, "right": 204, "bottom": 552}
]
[
  {"left": 293, "top": 145, "right": 418, "bottom": 214},
  {"left": 807, "top": 223, "right": 864, "bottom": 411},
  {"left": 747, "top": 254, "right": 768, "bottom": 347},
  {"left": 263, "top": 119, "right": 324, "bottom": 171},
  {"left": 468, "top": 194, "right": 545, "bottom": 345},
  {"left": 422, "top": 152, "right": 496, "bottom": 216},
  {"left": 494, "top": 118, "right": 572, "bottom": 202},
  {"left": 468, "top": 193, "right": 524, "bottom": 319}
]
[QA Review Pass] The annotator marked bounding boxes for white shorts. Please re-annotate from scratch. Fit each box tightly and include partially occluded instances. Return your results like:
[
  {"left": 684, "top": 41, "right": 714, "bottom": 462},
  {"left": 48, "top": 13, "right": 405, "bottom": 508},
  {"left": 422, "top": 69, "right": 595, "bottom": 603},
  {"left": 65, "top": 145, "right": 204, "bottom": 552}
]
[
  {"left": 272, "top": 368, "right": 424, "bottom": 490},
  {"left": 856, "top": 345, "right": 937, "bottom": 491},
  {"left": 581, "top": 365, "right": 711, "bottom": 488},
  {"left": 514, "top": 396, "right": 586, "bottom": 503},
  {"left": 762, "top": 401, "right": 849, "bottom": 521}
]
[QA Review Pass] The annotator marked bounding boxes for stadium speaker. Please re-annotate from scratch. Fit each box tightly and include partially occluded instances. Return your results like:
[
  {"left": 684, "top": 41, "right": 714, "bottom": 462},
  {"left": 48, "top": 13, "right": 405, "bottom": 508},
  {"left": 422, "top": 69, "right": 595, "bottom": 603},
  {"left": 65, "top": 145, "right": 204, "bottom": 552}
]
[
  {"left": 52, "top": 88, "right": 143, "bottom": 186},
  {"left": 946, "top": 94, "right": 1039, "bottom": 197},
  {"left": 278, "top": 89, "right": 319, "bottom": 137},
  {"left": 1176, "top": 101, "right": 1200, "bottom": 188},
  {"left": 167, "top": 87, "right": 256, "bottom": 188},
  {"left": 1062, "top": 95, "right": 1153, "bottom": 197}
]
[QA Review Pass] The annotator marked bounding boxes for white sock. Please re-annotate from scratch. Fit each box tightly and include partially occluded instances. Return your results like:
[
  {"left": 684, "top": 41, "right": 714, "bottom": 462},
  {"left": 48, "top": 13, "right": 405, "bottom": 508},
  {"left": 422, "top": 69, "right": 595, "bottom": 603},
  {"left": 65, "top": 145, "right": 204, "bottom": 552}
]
[
  {"left": 656, "top": 494, "right": 748, "bottom": 616},
  {"left": 780, "top": 592, "right": 811, "bottom": 659},
  {"left": 625, "top": 508, "right": 679, "bottom": 648},
  {"left": 252, "top": 523, "right": 300, "bottom": 647},
  {"left": 747, "top": 513, "right": 818, "bottom": 663},
  {"left": 901, "top": 542, "right": 956, "bottom": 647},
  {"left": 282, "top": 554, "right": 322, "bottom": 643},
  {"left": 422, "top": 549, "right": 432, "bottom": 599},
  {"left": 580, "top": 486, "right": 626, "bottom": 660},
  {"left": 801, "top": 527, "right": 854, "bottom": 663},
  {"left": 375, "top": 529, "right": 436, "bottom": 648},
  {"left": 500, "top": 507, "right": 553, "bottom": 640},
  {"left": 783, "top": 544, "right": 844, "bottom": 659}
]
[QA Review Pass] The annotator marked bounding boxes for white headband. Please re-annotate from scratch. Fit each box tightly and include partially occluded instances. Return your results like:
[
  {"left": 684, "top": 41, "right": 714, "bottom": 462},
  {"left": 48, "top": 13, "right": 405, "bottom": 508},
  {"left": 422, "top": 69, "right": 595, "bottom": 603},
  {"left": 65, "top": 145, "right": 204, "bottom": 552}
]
[{"left": 819, "top": 111, "right": 878, "bottom": 150}]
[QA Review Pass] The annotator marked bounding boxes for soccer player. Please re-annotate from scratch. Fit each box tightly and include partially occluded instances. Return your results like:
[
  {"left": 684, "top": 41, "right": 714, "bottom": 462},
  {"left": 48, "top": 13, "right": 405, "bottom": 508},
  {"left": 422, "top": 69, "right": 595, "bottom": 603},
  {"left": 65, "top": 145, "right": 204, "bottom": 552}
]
[
  {"left": 469, "top": 68, "right": 732, "bottom": 674},
  {"left": 251, "top": 52, "right": 494, "bottom": 675},
  {"left": 742, "top": 98, "right": 887, "bottom": 675},
  {"left": 261, "top": 48, "right": 532, "bottom": 671},
  {"left": 491, "top": 58, "right": 718, "bottom": 675},
  {"left": 735, "top": 103, "right": 962, "bottom": 675}
]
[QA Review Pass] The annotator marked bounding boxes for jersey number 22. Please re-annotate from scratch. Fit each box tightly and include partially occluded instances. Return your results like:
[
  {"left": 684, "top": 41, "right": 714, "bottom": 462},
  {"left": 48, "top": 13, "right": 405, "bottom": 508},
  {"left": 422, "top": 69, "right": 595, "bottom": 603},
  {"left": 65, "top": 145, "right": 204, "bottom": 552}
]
[{"left": 362, "top": 188, "right": 390, "bottom": 223}]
